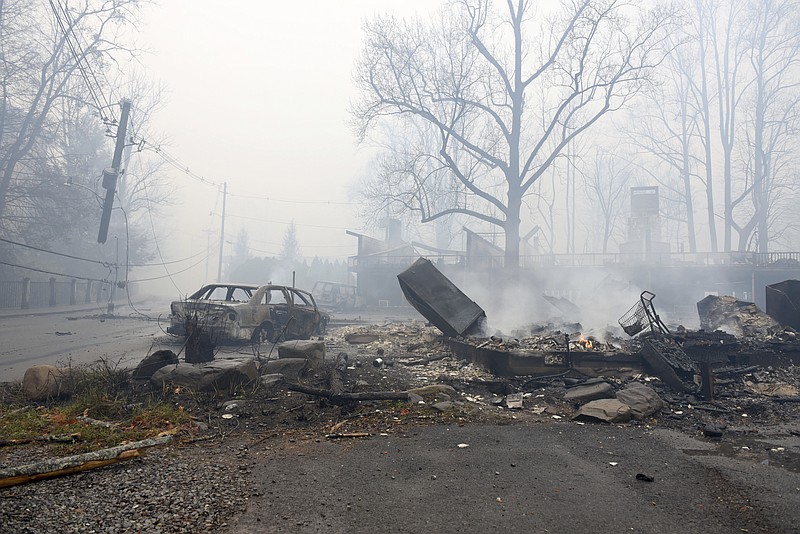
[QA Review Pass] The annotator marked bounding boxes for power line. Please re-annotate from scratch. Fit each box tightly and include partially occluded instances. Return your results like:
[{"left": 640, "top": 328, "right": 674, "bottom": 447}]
[
  {"left": 141, "top": 144, "right": 221, "bottom": 188},
  {"left": 226, "top": 191, "right": 356, "bottom": 205},
  {"left": 225, "top": 213, "right": 351, "bottom": 230},
  {"left": 127, "top": 254, "right": 208, "bottom": 283},
  {"left": 126, "top": 249, "right": 208, "bottom": 268},
  {"left": 0, "top": 260, "right": 109, "bottom": 282},
  {"left": 46, "top": 0, "right": 115, "bottom": 125},
  {"left": 0, "top": 237, "right": 113, "bottom": 266}
]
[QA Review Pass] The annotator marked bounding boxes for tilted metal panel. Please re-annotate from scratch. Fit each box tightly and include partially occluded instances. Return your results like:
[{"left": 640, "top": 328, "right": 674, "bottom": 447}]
[{"left": 397, "top": 257, "right": 485, "bottom": 337}]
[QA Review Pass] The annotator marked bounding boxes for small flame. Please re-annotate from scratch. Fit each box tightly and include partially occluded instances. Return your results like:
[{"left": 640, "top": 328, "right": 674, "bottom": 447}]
[{"left": 577, "top": 336, "right": 593, "bottom": 350}]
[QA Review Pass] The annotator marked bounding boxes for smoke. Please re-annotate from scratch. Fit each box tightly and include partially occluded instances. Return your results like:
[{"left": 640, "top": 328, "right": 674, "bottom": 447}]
[{"left": 454, "top": 267, "right": 663, "bottom": 339}]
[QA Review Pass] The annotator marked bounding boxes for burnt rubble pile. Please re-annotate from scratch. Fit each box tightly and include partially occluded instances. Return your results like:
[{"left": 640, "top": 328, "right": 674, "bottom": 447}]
[
  {"left": 697, "top": 294, "right": 781, "bottom": 337},
  {"left": 386, "top": 260, "right": 800, "bottom": 425}
]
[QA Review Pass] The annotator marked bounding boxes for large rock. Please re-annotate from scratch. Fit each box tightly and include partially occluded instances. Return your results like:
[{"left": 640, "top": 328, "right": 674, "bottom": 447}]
[
  {"left": 259, "top": 373, "right": 286, "bottom": 395},
  {"left": 132, "top": 350, "right": 178, "bottom": 380},
  {"left": 22, "top": 365, "right": 73, "bottom": 401},
  {"left": 150, "top": 359, "right": 258, "bottom": 392},
  {"left": 277, "top": 340, "right": 325, "bottom": 366},
  {"left": 615, "top": 383, "right": 664, "bottom": 419},
  {"left": 564, "top": 381, "right": 614, "bottom": 403},
  {"left": 574, "top": 399, "right": 631, "bottom": 423},
  {"left": 262, "top": 358, "right": 308, "bottom": 380}
]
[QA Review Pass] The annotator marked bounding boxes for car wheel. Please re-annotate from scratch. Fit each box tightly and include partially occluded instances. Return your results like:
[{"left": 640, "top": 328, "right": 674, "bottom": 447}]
[{"left": 252, "top": 322, "right": 275, "bottom": 345}]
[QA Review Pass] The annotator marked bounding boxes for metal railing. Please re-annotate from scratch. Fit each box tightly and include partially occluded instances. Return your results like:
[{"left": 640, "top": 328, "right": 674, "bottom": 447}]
[
  {"left": 347, "top": 251, "right": 800, "bottom": 270},
  {"left": 0, "top": 278, "right": 110, "bottom": 309}
]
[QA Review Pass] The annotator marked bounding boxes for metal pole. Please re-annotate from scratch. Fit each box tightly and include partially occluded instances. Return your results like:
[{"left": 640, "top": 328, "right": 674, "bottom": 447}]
[{"left": 217, "top": 182, "right": 227, "bottom": 281}]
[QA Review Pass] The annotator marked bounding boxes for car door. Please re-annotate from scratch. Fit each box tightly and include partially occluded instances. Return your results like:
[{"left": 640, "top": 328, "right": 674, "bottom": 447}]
[{"left": 286, "top": 289, "right": 320, "bottom": 339}]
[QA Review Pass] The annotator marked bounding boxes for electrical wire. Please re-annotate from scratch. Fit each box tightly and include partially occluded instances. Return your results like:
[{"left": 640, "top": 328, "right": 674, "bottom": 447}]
[
  {"left": 0, "top": 237, "right": 114, "bottom": 266},
  {"left": 140, "top": 144, "right": 221, "bottom": 188},
  {"left": 0, "top": 260, "right": 109, "bottom": 282},
  {"left": 140, "top": 169, "right": 186, "bottom": 294},
  {"left": 225, "top": 213, "right": 351, "bottom": 230},
  {"left": 126, "top": 249, "right": 207, "bottom": 268},
  {"left": 226, "top": 191, "right": 356, "bottom": 205},
  {"left": 127, "top": 253, "right": 208, "bottom": 283},
  {"left": 47, "top": 0, "right": 115, "bottom": 125}
]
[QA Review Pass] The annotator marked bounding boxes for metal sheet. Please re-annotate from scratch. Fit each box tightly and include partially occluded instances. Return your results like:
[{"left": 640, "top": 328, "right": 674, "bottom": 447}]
[
  {"left": 397, "top": 258, "right": 486, "bottom": 337},
  {"left": 766, "top": 280, "right": 800, "bottom": 330}
]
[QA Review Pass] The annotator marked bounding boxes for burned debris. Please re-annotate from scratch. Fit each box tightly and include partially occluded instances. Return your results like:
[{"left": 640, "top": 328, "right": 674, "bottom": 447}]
[
  {"left": 397, "top": 258, "right": 486, "bottom": 338},
  {"left": 386, "top": 258, "right": 800, "bottom": 428}
]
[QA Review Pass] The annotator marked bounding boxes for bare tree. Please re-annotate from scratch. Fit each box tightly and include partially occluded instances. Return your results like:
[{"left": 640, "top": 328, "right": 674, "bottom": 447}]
[
  {"left": 738, "top": 0, "right": 800, "bottom": 252},
  {"left": 579, "top": 147, "right": 631, "bottom": 253},
  {"left": 624, "top": 31, "right": 702, "bottom": 253},
  {"left": 0, "top": 0, "right": 145, "bottom": 231},
  {"left": 353, "top": 0, "right": 677, "bottom": 270}
]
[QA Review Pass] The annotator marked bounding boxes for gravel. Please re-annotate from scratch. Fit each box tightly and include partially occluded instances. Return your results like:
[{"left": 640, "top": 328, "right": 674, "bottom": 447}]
[{"left": 0, "top": 440, "right": 252, "bottom": 533}]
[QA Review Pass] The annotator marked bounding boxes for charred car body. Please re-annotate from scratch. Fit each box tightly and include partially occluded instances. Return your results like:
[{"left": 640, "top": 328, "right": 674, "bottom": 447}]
[{"left": 167, "top": 283, "right": 329, "bottom": 343}]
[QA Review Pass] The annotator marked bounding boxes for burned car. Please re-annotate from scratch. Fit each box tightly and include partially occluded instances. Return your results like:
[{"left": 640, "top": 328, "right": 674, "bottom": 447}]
[
  {"left": 167, "top": 283, "right": 329, "bottom": 343},
  {"left": 312, "top": 280, "right": 357, "bottom": 311}
]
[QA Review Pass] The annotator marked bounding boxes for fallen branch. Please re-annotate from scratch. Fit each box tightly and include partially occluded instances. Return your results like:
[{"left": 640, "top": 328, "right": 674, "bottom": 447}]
[
  {"left": 401, "top": 354, "right": 448, "bottom": 366},
  {"left": 77, "top": 416, "right": 118, "bottom": 428},
  {"left": 0, "top": 433, "right": 81, "bottom": 447},
  {"left": 325, "top": 433, "right": 370, "bottom": 440},
  {"left": 286, "top": 383, "right": 411, "bottom": 405},
  {"left": 0, "top": 435, "right": 172, "bottom": 489}
]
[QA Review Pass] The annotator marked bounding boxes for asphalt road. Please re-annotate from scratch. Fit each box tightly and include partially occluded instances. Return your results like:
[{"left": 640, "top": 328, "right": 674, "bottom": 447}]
[
  {"left": 228, "top": 422, "right": 800, "bottom": 534},
  {"left": 0, "top": 304, "right": 172, "bottom": 382}
]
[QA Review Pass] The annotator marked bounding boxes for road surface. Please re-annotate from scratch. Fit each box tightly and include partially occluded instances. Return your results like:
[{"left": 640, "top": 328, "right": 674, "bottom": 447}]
[
  {"left": 228, "top": 422, "right": 800, "bottom": 533},
  {"left": 0, "top": 304, "right": 178, "bottom": 382}
]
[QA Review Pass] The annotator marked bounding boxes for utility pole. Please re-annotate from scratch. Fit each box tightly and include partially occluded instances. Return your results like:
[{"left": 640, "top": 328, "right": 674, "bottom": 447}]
[
  {"left": 217, "top": 182, "right": 227, "bottom": 281},
  {"left": 98, "top": 99, "right": 131, "bottom": 243}
]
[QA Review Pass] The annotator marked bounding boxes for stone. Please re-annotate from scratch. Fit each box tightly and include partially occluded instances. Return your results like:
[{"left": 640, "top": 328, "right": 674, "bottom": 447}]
[
  {"left": 262, "top": 358, "right": 308, "bottom": 380},
  {"left": 407, "top": 384, "right": 458, "bottom": 398},
  {"left": 564, "top": 382, "right": 614, "bottom": 403},
  {"left": 407, "top": 392, "right": 424, "bottom": 404},
  {"left": 150, "top": 359, "right": 258, "bottom": 392},
  {"left": 574, "top": 399, "right": 632, "bottom": 423},
  {"left": 432, "top": 401, "right": 454, "bottom": 412},
  {"left": 615, "top": 383, "right": 664, "bottom": 419},
  {"left": 703, "top": 423, "right": 725, "bottom": 439},
  {"left": 132, "top": 350, "right": 178, "bottom": 380},
  {"left": 259, "top": 373, "right": 286, "bottom": 395},
  {"left": 277, "top": 340, "right": 325, "bottom": 366},
  {"left": 22, "top": 365, "right": 73, "bottom": 400}
]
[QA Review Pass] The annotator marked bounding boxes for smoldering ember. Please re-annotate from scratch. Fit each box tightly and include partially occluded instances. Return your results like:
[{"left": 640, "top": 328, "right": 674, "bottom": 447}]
[{"left": 2, "top": 256, "right": 800, "bottom": 532}]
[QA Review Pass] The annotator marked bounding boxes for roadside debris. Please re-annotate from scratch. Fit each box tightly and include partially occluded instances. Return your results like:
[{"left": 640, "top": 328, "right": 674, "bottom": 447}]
[{"left": 0, "top": 435, "right": 173, "bottom": 489}]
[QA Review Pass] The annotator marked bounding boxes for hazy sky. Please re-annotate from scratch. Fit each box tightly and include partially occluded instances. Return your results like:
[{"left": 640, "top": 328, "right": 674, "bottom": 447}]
[{"left": 130, "top": 0, "right": 435, "bottom": 288}]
